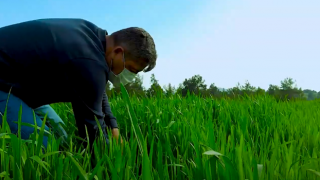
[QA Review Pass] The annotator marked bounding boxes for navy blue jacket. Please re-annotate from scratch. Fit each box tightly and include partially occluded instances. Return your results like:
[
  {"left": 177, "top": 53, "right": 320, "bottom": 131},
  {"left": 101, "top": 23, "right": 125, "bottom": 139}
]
[{"left": 0, "top": 18, "right": 118, "bottom": 139}]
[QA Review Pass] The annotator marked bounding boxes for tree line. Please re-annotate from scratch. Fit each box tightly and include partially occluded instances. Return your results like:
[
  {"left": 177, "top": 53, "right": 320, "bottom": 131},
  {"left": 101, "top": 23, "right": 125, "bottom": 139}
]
[{"left": 106, "top": 74, "right": 320, "bottom": 101}]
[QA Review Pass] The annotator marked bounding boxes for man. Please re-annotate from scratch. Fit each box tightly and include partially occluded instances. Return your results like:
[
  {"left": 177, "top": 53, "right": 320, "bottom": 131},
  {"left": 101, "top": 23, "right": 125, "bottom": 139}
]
[{"left": 0, "top": 18, "right": 157, "bottom": 148}]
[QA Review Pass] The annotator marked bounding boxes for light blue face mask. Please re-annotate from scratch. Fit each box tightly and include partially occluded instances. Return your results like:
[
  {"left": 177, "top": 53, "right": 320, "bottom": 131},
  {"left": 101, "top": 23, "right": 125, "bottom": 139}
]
[{"left": 109, "top": 53, "right": 136, "bottom": 87}]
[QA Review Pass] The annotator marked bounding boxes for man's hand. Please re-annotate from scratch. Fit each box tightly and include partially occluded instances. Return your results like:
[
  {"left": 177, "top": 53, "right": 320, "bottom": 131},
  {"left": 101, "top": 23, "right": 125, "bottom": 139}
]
[{"left": 112, "top": 128, "right": 123, "bottom": 144}]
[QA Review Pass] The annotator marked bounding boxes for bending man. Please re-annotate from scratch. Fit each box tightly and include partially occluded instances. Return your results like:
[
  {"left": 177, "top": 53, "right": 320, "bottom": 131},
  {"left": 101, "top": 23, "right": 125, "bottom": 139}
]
[{"left": 0, "top": 18, "right": 157, "bottom": 148}]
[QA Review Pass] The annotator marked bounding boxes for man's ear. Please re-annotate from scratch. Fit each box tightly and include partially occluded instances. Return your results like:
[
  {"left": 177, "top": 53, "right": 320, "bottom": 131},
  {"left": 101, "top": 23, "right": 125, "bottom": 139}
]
[{"left": 113, "top": 46, "right": 124, "bottom": 55}]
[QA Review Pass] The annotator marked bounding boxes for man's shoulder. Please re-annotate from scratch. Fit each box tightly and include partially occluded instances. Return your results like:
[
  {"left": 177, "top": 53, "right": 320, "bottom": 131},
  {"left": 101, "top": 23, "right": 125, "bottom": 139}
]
[
  {"left": 36, "top": 18, "right": 107, "bottom": 34},
  {"left": 36, "top": 18, "right": 94, "bottom": 26},
  {"left": 37, "top": 18, "right": 108, "bottom": 61}
]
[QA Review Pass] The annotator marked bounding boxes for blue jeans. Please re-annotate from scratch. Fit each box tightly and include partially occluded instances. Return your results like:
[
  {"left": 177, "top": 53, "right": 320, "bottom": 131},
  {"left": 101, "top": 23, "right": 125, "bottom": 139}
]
[
  {"left": 34, "top": 105, "right": 68, "bottom": 145},
  {"left": 0, "top": 90, "right": 67, "bottom": 148}
]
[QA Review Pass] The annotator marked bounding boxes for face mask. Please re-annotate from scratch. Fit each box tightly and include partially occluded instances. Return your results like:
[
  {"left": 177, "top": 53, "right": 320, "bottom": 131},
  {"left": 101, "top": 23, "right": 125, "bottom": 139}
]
[{"left": 109, "top": 53, "right": 136, "bottom": 87}]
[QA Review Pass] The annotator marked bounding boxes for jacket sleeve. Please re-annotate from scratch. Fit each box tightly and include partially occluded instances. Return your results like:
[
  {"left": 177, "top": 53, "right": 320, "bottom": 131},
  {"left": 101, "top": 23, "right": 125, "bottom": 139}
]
[
  {"left": 66, "top": 58, "right": 108, "bottom": 142},
  {"left": 102, "top": 91, "right": 118, "bottom": 129}
]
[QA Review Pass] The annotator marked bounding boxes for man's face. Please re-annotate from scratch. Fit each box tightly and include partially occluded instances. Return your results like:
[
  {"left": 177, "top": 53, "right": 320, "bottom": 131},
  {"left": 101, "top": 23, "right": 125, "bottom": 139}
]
[{"left": 108, "top": 47, "right": 148, "bottom": 75}]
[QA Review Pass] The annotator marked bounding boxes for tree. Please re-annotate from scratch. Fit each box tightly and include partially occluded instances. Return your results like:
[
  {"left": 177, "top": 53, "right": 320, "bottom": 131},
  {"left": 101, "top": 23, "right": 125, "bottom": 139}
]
[
  {"left": 242, "top": 81, "right": 256, "bottom": 91},
  {"left": 255, "top": 87, "right": 266, "bottom": 96},
  {"left": 227, "top": 82, "right": 242, "bottom": 97},
  {"left": 308, "top": 91, "right": 318, "bottom": 100},
  {"left": 207, "top": 83, "right": 220, "bottom": 97},
  {"left": 303, "top": 89, "right": 318, "bottom": 100},
  {"left": 163, "top": 83, "right": 175, "bottom": 97},
  {"left": 280, "top": 78, "right": 304, "bottom": 99},
  {"left": 181, "top": 75, "right": 207, "bottom": 96},
  {"left": 125, "top": 74, "right": 145, "bottom": 97},
  {"left": 280, "top": 77, "right": 295, "bottom": 90},
  {"left": 175, "top": 83, "right": 183, "bottom": 96},
  {"left": 240, "top": 80, "right": 256, "bottom": 95},
  {"left": 267, "top": 84, "right": 280, "bottom": 96},
  {"left": 267, "top": 78, "right": 305, "bottom": 100},
  {"left": 146, "top": 74, "right": 163, "bottom": 97}
]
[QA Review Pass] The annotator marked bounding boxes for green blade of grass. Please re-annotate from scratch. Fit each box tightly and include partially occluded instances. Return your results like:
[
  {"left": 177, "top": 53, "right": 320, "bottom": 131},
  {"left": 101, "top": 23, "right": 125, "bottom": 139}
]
[
  {"left": 306, "top": 169, "right": 320, "bottom": 177},
  {"left": 120, "top": 83, "right": 144, "bottom": 153},
  {"left": 35, "top": 113, "right": 48, "bottom": 156},
  {"left": 29, "top": 156, "right": 51, "bottom": 176},
  {"left": 120, "top": 83, "right": 152, "bottom": 179},
  {"left": 66, "top": 152, "right": 88, "bottom": 180}
]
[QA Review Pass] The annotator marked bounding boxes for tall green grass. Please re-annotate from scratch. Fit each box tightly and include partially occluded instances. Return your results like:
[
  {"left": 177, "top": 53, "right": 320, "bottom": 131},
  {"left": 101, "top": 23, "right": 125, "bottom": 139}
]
[{"left": 1, "top": 86, "right": 320, "bottom": 179}]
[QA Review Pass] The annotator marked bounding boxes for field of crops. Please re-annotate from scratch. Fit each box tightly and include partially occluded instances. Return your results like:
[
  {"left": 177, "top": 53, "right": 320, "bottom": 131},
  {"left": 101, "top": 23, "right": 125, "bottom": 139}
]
[{"left": 1, "top": 85, "right": 320, "bottom": 180}]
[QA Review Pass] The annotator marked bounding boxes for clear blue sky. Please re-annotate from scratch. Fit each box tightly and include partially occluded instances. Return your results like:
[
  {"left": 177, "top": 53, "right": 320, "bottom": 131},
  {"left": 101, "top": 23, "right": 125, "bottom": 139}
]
[{"left": 0, "top": 0, "right": 319, "bottom": 91}]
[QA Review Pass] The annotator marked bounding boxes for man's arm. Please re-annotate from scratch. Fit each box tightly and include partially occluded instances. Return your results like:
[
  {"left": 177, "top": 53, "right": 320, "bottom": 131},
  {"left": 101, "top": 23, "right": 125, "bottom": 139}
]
[
  {"left": 102, "top": 91, "right": 118, "bottom": 129},
  {"left": 102, "top": 90, "right": 122, "bottom": 144},
  {"left": 66, "top": 58, "right": 109, "bottom": 145}
]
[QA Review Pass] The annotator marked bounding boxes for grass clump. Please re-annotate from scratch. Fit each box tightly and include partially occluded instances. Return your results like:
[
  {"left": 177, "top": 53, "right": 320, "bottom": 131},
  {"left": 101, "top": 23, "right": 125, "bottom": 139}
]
[{"left": 0, "top": 86, "right": 320, "bottom": 179}]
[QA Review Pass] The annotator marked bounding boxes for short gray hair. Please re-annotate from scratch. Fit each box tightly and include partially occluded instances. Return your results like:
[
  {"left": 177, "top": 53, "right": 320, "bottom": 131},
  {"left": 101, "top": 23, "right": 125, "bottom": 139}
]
[{"left": 110, "top": 27, "right": 157, "bottom": 72}]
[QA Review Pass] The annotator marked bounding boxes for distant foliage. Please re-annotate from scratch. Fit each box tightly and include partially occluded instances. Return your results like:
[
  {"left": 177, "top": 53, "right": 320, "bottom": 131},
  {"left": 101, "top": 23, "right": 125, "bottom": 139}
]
[{"left": 106, "top": 74, "right": 319, "bottom": 101}]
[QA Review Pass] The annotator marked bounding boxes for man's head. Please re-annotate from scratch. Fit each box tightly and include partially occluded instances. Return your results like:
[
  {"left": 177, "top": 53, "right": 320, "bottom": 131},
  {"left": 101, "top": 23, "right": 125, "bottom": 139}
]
[{"left": 105, "top": 27, "right": 157, "bottom": 76}]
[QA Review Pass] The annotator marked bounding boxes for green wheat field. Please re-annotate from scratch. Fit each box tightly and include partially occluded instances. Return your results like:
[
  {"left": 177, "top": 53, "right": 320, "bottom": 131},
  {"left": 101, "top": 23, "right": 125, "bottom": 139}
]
[{"left": 1, "top": 85, "right": 320, "bottom": 180}]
